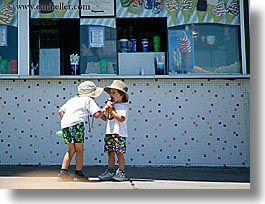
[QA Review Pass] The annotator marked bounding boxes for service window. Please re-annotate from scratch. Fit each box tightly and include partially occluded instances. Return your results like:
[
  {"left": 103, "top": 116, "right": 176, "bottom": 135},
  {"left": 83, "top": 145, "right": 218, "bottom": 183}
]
[
  {"left": 80, "top": 20, "right": 118, "bottom": 75},
  {"left": 165, "top": 0, "right": 249, "bottom": 75},
  {"left": 168, "top": 24, "right": 242, "bottom": 75}
]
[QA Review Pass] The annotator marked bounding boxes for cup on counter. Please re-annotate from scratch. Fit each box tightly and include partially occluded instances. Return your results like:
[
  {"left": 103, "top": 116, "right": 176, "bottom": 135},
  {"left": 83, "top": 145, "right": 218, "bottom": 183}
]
[
  {"left": 100, "top": 59, "right": 108, "bottom": 74},
  {"left": 0, "top": 59, "right": 8, "bottom": 74},
  {"left": 141, "top": 39, "right": 149, "bottom": 52},
  {"left": 120, "top": 39, "right": 129, "bottom": 52},
  {"left": 153, "top": 35, "right": 160, "bottom": 52},
  {"left": 155, "top": 54, "right": 165, "bottom": 75},
  {"left": 130, "top": 39, "right": 137, "bottom": 52},
  {"left": 9, "top": 60, "right": 18, "bottom": 74}
]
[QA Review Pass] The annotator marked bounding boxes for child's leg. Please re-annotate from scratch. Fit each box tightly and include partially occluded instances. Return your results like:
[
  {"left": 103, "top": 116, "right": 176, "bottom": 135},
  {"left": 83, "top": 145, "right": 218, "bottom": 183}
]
[
  {"left": 108, "top": 151, "right": 115, "bottom": 170},
  {"left": 113, "top": 153, "right": 126, "bottom": 181},
  {"left": 115, "top": 136, "right": 126, "bottom": 171},
  {"left": 75, "top": 143, "right": 84, "bottom": 171},
  {"left": 117, "top": 153, "right": 125, "bottom": 170},
  {"left": 74, "top": 143, "right": 89, "bottom": 181},
  {"left": 61, "top": 143, "right": 76, "bottom": 170}
]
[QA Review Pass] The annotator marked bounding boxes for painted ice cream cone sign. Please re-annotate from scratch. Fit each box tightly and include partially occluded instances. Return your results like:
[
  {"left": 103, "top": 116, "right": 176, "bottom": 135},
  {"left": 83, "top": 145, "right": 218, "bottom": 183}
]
[
  {"left": 177, "top": 0, "right": 192, "bottom": 24},
  {"left": 191, "top": 0, "right": 197, "bottom": 11},
  {"left": 225, "top": 0, "right": 240, "bottom": 24},
  {"left": 165, "top": 0, "right": 178, "bottom": 26},
  {"left": 206, "top": 0, "right": 218, "bottom": 21},
  {"left": 212, "top": 1, "right": 226, "bottom": 23},
  {"left": 38, "top": 0, "right": 54, "bottom": 18},
  {"left": 0, "top": 3, "right": 14, "bottom": 24},
  {"left": 178, "top": 31, "right": 192, "bottom": 68},
  {"left": 168, "top": 30, "right": 194, "bottom": 73},
  {"left": 4, "top": 0, "right": 14, "bottom": 7},
  {"left": 52, "top": 0, "right": 67, "bottom": 18},
  {"left": 55, "top": 8, "right": 67, "bottom": 18},
  {"left": 196, "top": 0, "right": 207, "bottom": 23}
]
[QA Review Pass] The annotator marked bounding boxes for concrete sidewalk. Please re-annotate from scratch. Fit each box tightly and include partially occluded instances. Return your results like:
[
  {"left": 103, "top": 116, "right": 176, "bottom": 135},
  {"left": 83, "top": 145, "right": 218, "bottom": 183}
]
[{"left": 0, "top": 165, "right": 250, "bottom": 189}]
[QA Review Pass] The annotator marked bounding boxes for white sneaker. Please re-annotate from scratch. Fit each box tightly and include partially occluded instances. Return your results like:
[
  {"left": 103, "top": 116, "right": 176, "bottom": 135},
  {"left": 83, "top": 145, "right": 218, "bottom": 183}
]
[
  {"left": 113, "top": 169, "right": 127, "bottom": 182},
  {"left": 98, "top": 169, "right": 115, "bottom": 181}
]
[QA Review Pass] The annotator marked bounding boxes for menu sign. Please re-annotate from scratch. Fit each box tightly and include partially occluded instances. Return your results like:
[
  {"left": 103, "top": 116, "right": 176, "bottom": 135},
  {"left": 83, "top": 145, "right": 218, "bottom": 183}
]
[
  {"left": 0, "top": 25, "right": 7, "bottom": 47},
  {"left": 80, "top": 0, "right": 115, "bottom": 17}
]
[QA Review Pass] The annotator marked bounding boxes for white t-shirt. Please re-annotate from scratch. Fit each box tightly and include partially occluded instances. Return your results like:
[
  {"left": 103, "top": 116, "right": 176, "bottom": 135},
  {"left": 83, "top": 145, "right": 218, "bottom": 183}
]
[
  {"left": 59, "top": 96, "right": 100, "bottom": 129},
  {"left": 106, "top": 103, "right": 128, "bottom": 137}
]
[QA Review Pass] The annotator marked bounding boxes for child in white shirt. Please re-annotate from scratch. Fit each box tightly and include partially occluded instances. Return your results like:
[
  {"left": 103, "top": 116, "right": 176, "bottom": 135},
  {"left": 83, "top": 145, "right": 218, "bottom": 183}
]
[
  {"left": 58, "top": 81, "right": 107, "bottom": 182},
  {"left": 98, "top": 80, "right": 129, "bottom": 182}
]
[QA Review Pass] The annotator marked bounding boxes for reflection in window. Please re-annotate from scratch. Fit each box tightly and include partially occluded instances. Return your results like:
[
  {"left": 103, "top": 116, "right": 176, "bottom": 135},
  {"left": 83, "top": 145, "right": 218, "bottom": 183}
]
[
  {"left": 0, "top": 25, "right": 18, "bottom": 74},
  {"left": 80, "top": 25, "right": 117, "bottom": 75},
  {"left": 168, "top": 24, "right": 242, "bottom": 74}
]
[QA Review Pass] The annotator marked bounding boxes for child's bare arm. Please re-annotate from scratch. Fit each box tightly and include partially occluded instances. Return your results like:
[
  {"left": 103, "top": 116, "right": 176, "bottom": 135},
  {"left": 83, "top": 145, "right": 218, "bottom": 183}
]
[
  {"left": 109, "top": 109, "right": 125, "bottom": 122},
  {"left": 93, "top": 105, "right": 109, "bottom": 120}
]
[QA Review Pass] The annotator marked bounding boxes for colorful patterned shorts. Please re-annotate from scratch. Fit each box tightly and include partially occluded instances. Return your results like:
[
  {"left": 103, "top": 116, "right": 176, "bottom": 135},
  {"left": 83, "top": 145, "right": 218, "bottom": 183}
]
[
  {"left": 62, "top": 122, "right": 85, "bottom": 144},
  {"left": 104, "top": 134, "right": 126, "bottom": 154}
]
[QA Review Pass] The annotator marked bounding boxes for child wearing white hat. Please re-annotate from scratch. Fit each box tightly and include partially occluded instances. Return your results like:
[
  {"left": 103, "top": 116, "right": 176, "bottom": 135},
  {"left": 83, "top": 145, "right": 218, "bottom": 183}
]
[
  {"left": 98, "top": 80, "right": 129, "bottom": 182},
  {"left": 58, "top": 81, "right": 107, "bottom": 182}
]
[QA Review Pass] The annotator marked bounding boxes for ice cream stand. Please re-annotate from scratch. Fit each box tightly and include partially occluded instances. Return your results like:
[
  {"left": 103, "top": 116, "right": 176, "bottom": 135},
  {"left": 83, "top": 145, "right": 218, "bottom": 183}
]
[{"left": 0, "top": 0, "right": 250, "bottom": 167}]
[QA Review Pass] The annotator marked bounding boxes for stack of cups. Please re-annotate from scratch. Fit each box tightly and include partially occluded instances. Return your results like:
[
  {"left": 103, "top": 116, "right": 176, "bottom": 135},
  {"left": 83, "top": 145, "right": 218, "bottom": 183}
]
[
  {"left": 100, "top": 59, "right": 108, "bottom": 74},
  {"left": 130, "top": 39, "right": 137, "bottom": 52},
  {"left": 153, "top": 36, "right": 160, "bottom": 52},
  {"left": 120, "top": 39, "right": 129, "bottom": 52},
  {"left": 141, "top": 39, "right": 149, "bottom": 52},
  {"left": 9, "top": 60, "right": 18, "bottom": 74}
]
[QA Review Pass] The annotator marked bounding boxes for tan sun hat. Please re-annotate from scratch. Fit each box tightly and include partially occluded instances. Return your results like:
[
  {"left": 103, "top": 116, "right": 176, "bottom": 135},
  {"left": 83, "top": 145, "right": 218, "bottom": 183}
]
[
  {"left": 104, "top": 80, "right": 129, "bottom": 102},
  {"left": 78, "top": 81, "right": 103, "bottom": 98}
]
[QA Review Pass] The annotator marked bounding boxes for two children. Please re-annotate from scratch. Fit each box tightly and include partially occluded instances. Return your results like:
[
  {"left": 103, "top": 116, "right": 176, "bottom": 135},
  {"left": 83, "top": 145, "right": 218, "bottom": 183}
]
[{"left": 58, "top": 80, "right": 129, "bottom": 182}]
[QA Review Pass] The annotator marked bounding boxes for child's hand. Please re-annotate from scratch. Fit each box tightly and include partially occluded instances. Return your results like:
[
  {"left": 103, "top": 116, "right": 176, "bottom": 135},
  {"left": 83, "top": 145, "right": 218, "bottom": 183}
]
[
  {"left": 102, "top": 104, "right": 109, "bottom": 112},
  {"left": 106, "top": 100, "right": 113, "bottom": 107}
]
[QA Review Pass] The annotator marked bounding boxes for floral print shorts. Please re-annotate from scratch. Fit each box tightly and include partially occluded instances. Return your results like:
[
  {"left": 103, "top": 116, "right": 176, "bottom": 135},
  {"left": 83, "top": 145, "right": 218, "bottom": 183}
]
[
  {"left": 62, "top": 122, "right": 85, "bottom": 144},
  {"left": 104, "top": 134, "right": 126, "bottom": 154}
]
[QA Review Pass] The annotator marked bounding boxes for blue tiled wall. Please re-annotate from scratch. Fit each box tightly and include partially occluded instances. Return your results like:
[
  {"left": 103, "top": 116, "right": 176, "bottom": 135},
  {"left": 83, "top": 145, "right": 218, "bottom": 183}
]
[{"left": 0, "top": 78, "right": 250, "bottom": 167}]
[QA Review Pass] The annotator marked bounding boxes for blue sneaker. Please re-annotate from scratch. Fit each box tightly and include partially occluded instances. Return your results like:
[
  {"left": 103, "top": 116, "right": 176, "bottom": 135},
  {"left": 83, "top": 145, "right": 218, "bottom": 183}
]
[{"left": 98, "top": 169, "right": 115, "bottom": 181}]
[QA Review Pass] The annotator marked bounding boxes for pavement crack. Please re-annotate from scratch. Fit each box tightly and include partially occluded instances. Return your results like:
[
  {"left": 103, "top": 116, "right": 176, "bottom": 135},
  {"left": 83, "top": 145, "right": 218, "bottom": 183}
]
[{"left": 128, "top": 178, "right": 138, "bottom": 189}]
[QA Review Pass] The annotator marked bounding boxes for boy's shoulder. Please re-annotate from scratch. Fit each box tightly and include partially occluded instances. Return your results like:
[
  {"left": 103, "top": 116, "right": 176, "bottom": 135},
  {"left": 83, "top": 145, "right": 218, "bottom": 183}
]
[{"left": 66, "top": 96, "right": 92, "bottom": 103}]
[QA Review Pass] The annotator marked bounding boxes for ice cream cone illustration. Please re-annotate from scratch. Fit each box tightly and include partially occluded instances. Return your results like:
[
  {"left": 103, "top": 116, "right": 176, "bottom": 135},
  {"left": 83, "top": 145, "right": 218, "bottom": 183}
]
[
  {"left": 225, "top": 13, "right": 234, "bottom": 24},
  {"left": 197, "top": 10, "right": 205, "bottom": 22},
  {"left": 225, "top": 0, "right": 240, "bottom": 24},
  {"left": 55, "top": 9, "right": 67, "bottom": 18},
  {"left": 196, "top": 0, "right": 207, "bottom": 23},
  {"left": 212, "top": 15, "right": 221, "bottom": 23},
  {"left": 181, "top": 52, "right": 191, "bottom": 68},
  {"left": 206, "top": 0, "right": 218, "bottom": 21},
  {"left": 39, "top": 0, "right": 54, "bottom": 18},
  {"left": 52, "top": 0, "right": 67, "bottom": 18},
  {"left": 4, "top": 0, "right": 14, "bottom": 7},
  {"left": 212, "top": 1, "right": 226, "bottom": 23},
  {"left": 191, "top": 0, "right": 197, "bottom": 12},
  {"left": 0, "top": 0, "right": 15, "bottom": 24},
  {"left": 182, "top": 9, "right": 190, "bottom": 24},
  {"left": 180, "top": 0, "right": 192, "bottom": 24},
  {"left": 178, "top": 31, "right": 192, "bottom": 69},
  {"left": 165, "top": 0, "right": 178, "bottom": 26}
]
